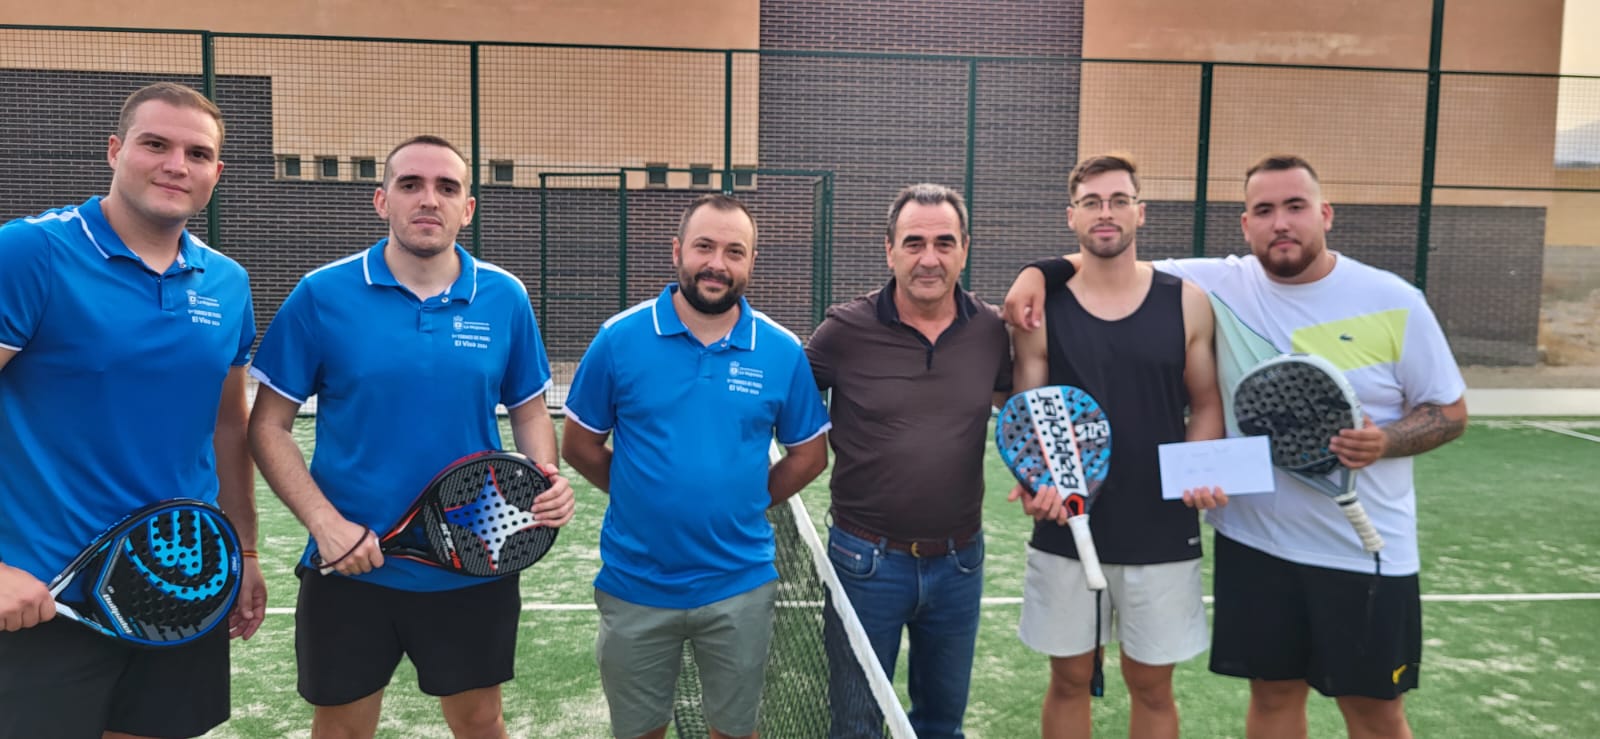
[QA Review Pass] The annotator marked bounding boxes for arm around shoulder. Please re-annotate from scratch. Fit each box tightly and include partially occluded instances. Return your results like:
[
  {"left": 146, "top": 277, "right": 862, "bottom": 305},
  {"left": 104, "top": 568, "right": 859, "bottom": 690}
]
[{"left": 1180, "top": 281, "right": 1224, "bottom": 442}]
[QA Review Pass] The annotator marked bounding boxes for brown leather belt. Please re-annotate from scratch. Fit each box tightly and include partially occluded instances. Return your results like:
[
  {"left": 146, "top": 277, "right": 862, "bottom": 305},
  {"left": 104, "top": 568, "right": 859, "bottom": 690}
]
[{"left": 833, "top": 516, "right": 979, "bottom": 558}]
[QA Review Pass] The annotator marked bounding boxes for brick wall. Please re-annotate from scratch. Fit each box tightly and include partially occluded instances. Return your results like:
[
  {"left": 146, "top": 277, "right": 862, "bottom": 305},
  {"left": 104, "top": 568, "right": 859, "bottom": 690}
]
[
  {"left": 758, "top": 0, "right": 1084, "bottom": 306},
  {"left": 0, "top": 2, "right": 1548, "bottom": 365}
]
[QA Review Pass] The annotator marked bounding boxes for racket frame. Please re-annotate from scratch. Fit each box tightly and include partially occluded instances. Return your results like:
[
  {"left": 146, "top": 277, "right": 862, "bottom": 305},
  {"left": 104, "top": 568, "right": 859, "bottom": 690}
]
[
  {"left": 999, "top": 386, "right": 1111, "bottom": 591},
  {"left": 1234, "top": 354, "right": 1385, "bottom": 553},
  {"left": 312, "top": 450, "right": 558, "bottom": 577},
  {"left": 48, "top": 498, "right": 242, "bottom": 647}
]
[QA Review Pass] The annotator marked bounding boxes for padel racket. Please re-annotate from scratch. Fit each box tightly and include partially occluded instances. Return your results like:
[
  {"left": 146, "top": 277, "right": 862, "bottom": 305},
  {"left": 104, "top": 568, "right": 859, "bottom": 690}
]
[
  {"left": 314, "top": 451, "right": 558, "bottom": 577},
  {"left": 1233, "top": 354, "right": 1384, "bottom": 552},
  {"left": 996, "top": 386, "right": 1113, "bottom": 589},
  {"left": 997, "top": 385, "right": 1114, "bottom": 696},
  {"left": 48, "top": 498, "right": 242, "bottom": 647}
]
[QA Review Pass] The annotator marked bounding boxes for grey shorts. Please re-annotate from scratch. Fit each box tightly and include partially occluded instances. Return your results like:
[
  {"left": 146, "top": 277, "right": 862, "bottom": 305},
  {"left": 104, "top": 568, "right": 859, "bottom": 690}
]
[
  {"left": 595, "top": 581, "right": 777, "bottom": 738},
  {"left": 1018, "top": 545, "right": 1209, "bottom": 666}
]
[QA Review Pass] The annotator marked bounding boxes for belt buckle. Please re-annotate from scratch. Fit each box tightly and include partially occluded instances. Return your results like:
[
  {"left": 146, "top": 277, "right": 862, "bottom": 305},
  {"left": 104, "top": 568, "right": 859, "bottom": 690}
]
[{"left": 910, "top": 541, "right": 924, "bottom": 558}]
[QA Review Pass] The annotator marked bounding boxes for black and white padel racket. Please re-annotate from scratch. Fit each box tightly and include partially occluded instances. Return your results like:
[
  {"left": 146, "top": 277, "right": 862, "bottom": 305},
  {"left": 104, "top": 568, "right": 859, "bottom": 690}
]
[
  {"left": 314, "top": 451, "right": 559, "bottom": 577},
  {"left": 49, "top": 498, "right": 242, "bottom": 647},
  {"left": 996, "top": 385, "right": 1113, "bottom": 589},
  {"left": 1233, "top": 354, "right": 1384, "bottom": 552},
  {"left": 996, "top": 385, "right": 1114, "bottom": 697}
]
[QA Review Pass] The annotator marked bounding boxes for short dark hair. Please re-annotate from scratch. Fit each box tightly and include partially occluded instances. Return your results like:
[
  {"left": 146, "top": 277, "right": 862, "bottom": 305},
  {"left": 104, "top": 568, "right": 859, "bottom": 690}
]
[
  {"left": 885, "top": 183, "right": 969, "bottom": 242},
  {"left": 677, "top": 194, "right": 757, "bottom": 246},
  {"left": 1245, "top": 154, "right": 1320, "bottom": 188},
  {"left": 116, "top": 83, "right": 225, "bottom": 146},
  {"left": 383, "top": 135, "right": 468, "bottom": 186},
  {"left": 1068, "top": 153, "right": 1139, "bottom": 198}
]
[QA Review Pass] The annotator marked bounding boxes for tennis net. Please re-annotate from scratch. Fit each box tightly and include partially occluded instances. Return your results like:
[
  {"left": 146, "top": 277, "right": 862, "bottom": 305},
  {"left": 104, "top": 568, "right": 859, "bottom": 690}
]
[{"left": 671, "top": 493, "right": 914, "bottom": 738}]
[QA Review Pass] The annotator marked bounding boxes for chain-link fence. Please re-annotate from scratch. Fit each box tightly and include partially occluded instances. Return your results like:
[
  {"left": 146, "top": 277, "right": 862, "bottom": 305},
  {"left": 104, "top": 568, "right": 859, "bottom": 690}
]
[{"left": 4, "top": 24, "right": 1597, "bottom": 374}]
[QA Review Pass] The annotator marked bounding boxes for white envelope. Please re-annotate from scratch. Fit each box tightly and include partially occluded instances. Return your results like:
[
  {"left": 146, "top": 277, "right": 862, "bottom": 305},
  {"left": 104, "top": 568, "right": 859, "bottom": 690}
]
[{"left": 1158, "top": 436, "right": 1276, "bottom": 500}]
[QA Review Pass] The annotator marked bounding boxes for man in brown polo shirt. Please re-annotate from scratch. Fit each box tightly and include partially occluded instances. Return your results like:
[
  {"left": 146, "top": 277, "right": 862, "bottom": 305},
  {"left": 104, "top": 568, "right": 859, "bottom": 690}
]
[{"left": 806, "top": 183, "right": 1011, "bottom": 739}]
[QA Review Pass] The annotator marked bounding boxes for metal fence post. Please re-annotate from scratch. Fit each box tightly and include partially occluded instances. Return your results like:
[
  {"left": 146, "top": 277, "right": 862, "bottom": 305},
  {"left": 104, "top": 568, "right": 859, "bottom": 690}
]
[
  {"left": 963, "top": 58, "right": 977, "bottom": 289},
  {"left": 1192, "top": 62, "right": 1213, "bottom": 258},
  {"left": 538, "top": 173, "right": 549, "bottom": 326},
  {"left": 1416, "top": 0, "right": 1446, "bottom": 290},
  {"left": 201, "top": 31, "right": 220, "bottom": 249},
  {"left": 470, "top": 42, "right": 483, "bottom": 258},
  {"left": 724, "top": 50, "right": 734, "bottom": 193},
  {"left": 617, "top": 170, "right": 629, "bottom": 311}
]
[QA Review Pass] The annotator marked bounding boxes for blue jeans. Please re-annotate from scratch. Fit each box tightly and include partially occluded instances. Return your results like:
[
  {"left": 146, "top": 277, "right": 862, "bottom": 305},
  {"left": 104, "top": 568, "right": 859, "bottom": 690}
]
[{"left": 824, "top": 524, "right": 984, "bottom": 739}]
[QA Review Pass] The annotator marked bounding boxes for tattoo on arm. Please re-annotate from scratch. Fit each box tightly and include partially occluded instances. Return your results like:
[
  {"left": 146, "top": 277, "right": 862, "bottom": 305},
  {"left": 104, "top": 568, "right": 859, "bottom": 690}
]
[{"left": 1383, "top": 402, "right": 1466, "bottom": 458}]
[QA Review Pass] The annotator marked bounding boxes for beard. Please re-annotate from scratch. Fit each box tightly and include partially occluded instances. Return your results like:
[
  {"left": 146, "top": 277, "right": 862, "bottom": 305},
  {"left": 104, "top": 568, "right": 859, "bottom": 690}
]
[
  {"left": 1078, "top": 226, "right": 1135, "bottom": 259},
  {"left": 1257, "top": 237, "right": 1323, "bottom": 279},
  {"left": 679, "top": 266, "right": 744, "bottom": 315}
]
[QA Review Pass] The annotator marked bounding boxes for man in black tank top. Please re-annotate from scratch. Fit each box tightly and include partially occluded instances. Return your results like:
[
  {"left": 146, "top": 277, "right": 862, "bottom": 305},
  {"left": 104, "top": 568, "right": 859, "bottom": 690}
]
[{"left": 1010, "top": 154, "right": 1226, "bottom": 739}]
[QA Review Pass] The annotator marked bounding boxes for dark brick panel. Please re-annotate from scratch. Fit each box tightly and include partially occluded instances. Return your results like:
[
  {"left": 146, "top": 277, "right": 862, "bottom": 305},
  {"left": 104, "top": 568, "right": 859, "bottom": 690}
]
[
  {"left": 0, "top": 14, "right": 1545, "bottom": 367},
  {"left": 759, "top": 0, "right": 1081, "bottom": 57}
]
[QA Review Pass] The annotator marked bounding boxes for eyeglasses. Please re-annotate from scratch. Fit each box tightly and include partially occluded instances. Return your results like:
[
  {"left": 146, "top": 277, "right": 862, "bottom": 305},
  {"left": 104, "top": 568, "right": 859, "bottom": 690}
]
[{"left": 1072, "top": 196, "right": 1138, "bottom": 212}]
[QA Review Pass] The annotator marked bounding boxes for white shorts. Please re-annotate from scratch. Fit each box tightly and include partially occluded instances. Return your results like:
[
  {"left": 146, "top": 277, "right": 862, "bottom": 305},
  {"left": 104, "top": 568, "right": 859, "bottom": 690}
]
[{"left": 1018, "top": 545, "right": 1208, "bottom": 666}]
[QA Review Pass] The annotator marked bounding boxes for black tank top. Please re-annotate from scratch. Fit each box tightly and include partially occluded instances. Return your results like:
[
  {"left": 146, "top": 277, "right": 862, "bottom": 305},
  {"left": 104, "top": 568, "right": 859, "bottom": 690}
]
[{"left": 1030, "top": 269, "right": 1201, "bottom": 564}]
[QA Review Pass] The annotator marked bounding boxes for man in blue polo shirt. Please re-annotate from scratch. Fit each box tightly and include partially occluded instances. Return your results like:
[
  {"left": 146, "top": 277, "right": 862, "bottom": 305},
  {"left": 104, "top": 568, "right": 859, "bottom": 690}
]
[
  {"left": 0, "top": 82, "right": 263, "bottom": 739},
  {"left": 249, "top": 135, "right": 576, "bottom": 739},
  {"left": 562, "top": 194, "right": 830, "bottom": 739}
]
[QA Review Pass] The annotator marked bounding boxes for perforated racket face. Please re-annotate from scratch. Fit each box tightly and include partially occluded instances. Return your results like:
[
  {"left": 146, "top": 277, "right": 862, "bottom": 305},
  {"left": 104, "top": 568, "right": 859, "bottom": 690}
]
[
  {"left": 996, "top": 386, "right": 1113, "bottom": 508},
  {"left": 418, "top": 453, "right": 558, "bottom": 576},
  {"left": 52, "top": 500, "right": 242, "bottom": 647},
  {"left": 1233, "top": 355, "right": 1361, "bottom": 475}
]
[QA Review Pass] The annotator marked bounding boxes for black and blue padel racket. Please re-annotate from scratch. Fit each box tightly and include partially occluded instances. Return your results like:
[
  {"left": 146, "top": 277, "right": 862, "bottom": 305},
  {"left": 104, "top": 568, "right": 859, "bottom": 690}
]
[
  {"left": 49, "top": 498, "right": 242, "bottom": 647},
  {"left": 314, "top": 451, "right": 558, "bottom": 577}
]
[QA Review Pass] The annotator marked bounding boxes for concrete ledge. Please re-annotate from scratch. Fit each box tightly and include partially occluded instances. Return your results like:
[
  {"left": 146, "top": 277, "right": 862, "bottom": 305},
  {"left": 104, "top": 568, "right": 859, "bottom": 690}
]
[{"left": 1464, "top": 388, "right": 1600, "bottom": 417}]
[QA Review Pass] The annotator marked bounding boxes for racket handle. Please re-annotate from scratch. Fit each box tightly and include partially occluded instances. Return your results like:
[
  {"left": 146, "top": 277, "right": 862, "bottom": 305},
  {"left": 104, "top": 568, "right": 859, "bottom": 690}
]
[
  {"left": 1067, "top": 514, "right": 1108, "bottom": 591},
  {"left": 1337, "top": 496, "right": 1385, "bottom": 553}
]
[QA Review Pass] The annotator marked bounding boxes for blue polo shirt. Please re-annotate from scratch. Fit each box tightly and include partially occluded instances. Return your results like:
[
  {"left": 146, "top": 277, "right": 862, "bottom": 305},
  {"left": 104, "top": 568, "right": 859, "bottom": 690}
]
[
  {"left": 250, "top": 240, "right": 552, "bottom": 592},
  {"left": 565, "top": 284, "right": 830, "bottom": 609},
  {"left": 0, "top": 197, "right": 255, "bottom": 581}
]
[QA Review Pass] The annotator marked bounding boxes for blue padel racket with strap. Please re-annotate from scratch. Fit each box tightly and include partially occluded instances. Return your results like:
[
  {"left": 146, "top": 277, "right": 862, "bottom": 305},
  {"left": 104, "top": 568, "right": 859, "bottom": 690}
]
[
  {"left": 1233, "top": 354, "right": 1384, "bottom": 553},
  {"left": 48, "top": 498, "right": 242, "bottom": 648},
  {"left": 996, "top": 385, "right": 1113, "bottom": 589},
  {"left": 314, "top": 451, "right": 559, "bottom": 577}
]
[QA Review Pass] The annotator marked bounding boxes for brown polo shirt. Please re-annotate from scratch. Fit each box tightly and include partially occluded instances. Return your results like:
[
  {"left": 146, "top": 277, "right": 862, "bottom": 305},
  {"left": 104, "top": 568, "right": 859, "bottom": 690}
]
[{"left": 805, "top": 280, "right": 1012, "bottom": 541}]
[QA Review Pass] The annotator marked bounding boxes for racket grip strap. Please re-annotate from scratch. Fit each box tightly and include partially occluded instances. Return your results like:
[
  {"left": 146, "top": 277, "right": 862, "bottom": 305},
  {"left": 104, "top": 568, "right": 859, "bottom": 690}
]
[
  {"left": 1067, "top": 515, "right": 1108, "bottom": 591},
  {"left": 1338, "top": 499, "right": 1385, "bottom": 553},
  {"left": 316, "top": 527, "right": 373, "bottom": 575}
]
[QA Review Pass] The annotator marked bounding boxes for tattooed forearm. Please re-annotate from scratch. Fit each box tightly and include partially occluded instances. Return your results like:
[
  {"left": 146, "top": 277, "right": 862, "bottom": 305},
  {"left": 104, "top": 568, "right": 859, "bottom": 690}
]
[{"left": 1382, "top": 402, "right": 1467, "bottom": 458}]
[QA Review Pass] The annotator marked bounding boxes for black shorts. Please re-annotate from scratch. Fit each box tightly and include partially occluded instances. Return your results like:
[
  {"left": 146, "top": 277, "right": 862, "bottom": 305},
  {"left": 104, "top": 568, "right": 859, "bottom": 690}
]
[
  {"left": 0, "top": 617, "right": 229, "bottom": 738},
  {"left": 1209, "top": 534, "right": 1422, "bottom": 699},
  {"left": 295, "top": 570, "right": 521, "bottom": 706}
]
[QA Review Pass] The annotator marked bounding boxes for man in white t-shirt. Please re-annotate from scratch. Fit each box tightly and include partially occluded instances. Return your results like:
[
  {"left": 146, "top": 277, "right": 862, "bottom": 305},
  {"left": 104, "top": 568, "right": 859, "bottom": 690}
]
[{"left": 1004, "top": 154, "right": 1468, "bottom": 739}]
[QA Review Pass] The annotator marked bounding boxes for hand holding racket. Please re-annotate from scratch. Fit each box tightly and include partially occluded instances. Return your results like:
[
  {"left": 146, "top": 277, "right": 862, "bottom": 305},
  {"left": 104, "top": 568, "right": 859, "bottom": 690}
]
[
  {"left": 311, "top": 451, "right": 563, "bottom": 577},
  {"left": 0, "top": 563, "right": 56, "bottom": 632},
  {"left": 46, "top": 499, "right": 242, "bottom": 647},
  {"left": 996, "top": 386, "right": 1113, "bottom": 590},
  {"left": 1233, "top": 354, "right": 1384, "bottom": 553}
]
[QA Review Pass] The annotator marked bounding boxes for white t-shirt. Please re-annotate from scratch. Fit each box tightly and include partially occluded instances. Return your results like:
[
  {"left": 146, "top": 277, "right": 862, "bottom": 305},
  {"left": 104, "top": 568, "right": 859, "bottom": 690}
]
[{"left": 1154, "top": 253, "right": 1466, "bottom": 575}]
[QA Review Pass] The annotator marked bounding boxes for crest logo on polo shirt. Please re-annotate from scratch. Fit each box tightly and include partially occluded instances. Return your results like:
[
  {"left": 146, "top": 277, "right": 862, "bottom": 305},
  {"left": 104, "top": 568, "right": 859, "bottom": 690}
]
[
  {"left": 726, "top": 361, "right": 765, "bottom": 395},
  {"left": 185, "top": 289, "right": 224, "bottom": 327},
  {"left": 452, "top": 315, "right": 494, "bottom": 350}
]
